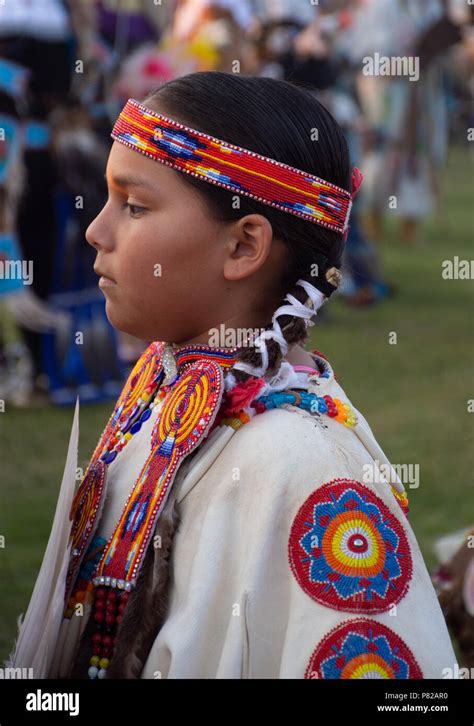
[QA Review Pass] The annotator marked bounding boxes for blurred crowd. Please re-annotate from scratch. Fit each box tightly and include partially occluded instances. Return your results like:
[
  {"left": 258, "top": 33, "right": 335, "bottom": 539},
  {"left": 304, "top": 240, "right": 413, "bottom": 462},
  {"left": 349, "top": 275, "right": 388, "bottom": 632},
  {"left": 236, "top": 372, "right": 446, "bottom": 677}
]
[{"left": 0, "top": 0, "right": 472, "bottom": 408}]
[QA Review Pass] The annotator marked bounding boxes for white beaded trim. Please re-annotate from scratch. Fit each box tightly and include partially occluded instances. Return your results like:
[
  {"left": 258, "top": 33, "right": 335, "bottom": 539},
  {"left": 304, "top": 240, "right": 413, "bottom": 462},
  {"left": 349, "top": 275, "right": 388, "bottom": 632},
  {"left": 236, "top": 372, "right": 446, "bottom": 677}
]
[{"left": 92, "top": 575, "right": 136, "bottom": 591}]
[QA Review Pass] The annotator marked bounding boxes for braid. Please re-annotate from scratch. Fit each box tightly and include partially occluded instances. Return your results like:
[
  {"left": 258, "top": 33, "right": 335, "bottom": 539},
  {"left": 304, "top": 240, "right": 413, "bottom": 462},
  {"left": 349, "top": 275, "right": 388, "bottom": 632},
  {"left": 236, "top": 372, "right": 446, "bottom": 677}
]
[
  {"left": 228, "top": 258, "right": 342, "bottom": 387},
  {"left": 231, "top": 282, "right": 309, "bottom": 385}
]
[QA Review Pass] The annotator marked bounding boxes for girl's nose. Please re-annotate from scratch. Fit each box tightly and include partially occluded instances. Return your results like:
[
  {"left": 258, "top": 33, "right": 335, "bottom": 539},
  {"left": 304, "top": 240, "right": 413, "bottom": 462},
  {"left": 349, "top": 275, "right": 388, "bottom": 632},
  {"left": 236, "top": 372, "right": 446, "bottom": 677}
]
[
  {"left": 85, "top": 219, "right": 99, "bottom": 250},
  {"left": 85, "top": 205, "right": 113, "bottom": 251}
]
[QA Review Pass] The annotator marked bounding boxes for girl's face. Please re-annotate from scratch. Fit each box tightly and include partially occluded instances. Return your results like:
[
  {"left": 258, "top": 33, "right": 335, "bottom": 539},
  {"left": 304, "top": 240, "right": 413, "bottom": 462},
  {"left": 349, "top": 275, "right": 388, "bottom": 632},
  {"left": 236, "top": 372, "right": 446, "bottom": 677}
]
[{"left": 86, "top": 140, "right": 287, "bottom": 344}]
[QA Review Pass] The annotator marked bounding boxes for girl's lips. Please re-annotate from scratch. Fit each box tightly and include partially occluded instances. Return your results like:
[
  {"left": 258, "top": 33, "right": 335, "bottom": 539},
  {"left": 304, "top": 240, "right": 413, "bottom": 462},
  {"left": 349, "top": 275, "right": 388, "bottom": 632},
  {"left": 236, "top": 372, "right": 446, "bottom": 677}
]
[{"left": 98, "top": 276, "right": 117, "bottom": 288}]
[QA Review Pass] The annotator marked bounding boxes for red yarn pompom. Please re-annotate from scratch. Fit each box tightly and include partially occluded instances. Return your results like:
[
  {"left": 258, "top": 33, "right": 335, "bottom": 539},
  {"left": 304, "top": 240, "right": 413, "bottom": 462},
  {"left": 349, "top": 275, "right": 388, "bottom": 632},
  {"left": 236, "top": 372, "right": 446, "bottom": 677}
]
[{"left": 222, "top": 377, "right": 266, "bottom": 415}]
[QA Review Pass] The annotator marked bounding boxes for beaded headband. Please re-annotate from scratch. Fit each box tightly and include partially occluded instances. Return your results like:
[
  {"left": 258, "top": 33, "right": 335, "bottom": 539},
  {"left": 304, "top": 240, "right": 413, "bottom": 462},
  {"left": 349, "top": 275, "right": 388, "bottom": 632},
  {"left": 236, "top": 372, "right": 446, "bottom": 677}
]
[{"left": 111, "top": 98, "right": 353, "bottom": 234}]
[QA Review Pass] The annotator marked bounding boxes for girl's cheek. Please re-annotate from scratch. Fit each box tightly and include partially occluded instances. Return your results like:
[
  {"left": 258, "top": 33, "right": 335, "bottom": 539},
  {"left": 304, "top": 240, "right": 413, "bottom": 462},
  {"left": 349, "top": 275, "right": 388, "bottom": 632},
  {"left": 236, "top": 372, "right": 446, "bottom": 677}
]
[
  {"left": 122, "top": 249, "right": 162, "bottom": 287},
  {"left": 117, "top": 233, "right": 150, "bottom": 270}
]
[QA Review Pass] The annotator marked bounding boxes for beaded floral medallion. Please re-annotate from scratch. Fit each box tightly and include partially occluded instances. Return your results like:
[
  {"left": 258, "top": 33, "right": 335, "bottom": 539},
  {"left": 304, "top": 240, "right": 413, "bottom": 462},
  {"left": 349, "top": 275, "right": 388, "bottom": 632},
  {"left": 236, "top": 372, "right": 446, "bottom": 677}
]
[
  {"left": 288, "top": 479, "right": 413, "bottom": 613},
  {"left": 305, "top": 619, "right": 423, "bottom": 679}
]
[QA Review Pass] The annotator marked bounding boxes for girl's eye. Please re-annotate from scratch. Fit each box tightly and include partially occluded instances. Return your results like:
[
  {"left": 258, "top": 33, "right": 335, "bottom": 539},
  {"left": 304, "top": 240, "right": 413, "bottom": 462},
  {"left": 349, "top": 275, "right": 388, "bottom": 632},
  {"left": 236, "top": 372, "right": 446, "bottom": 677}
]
[{"left": 123, "top": 202, "right": 146, "bottom": 218}]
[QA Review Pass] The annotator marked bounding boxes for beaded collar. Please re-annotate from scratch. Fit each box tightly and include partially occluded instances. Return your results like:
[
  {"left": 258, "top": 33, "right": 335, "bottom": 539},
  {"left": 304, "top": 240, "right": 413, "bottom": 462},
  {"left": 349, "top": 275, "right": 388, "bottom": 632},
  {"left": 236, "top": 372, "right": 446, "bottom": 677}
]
[
  {"left": 100, "top": 344, "right": 337, "bottom": 466},
  {"left": 170, "top": 341, "right": 239, "bottom": 375}
]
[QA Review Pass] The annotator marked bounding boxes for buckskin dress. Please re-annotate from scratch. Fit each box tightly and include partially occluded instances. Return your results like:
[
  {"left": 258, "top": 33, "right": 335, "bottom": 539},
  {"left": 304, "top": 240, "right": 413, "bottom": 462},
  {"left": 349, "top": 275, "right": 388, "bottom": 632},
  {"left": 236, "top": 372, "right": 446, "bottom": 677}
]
[{"left": 6, "top": 341, "right": 458, "bottom": 679}]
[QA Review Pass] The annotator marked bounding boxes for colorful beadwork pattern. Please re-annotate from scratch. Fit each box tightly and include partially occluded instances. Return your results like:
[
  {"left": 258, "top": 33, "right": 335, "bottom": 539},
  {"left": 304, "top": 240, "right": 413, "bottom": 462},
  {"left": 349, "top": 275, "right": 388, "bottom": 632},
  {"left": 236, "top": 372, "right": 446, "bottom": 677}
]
[
  {"left": 64, "top": 343, "right": 240, "bottom": 677},
  {"left": 109, "top": 341, "right": 164, "bottom": 433},
  {"left": 94, "top": 360, "right": 224, "bottom": 589},
  {"left": 111, "top": 98, "right": 352, "bottom": 233},
  {"left": 252, "top": 390, "right": 357, "bottom": 427},
  {"left": 65, "top": 342, "right": 239, "bottom": 603},
  {"left": 65, "top": 536, "right": 108, "bottom": 619},
  {"left": 64, "top": 343, "right": 167, "bottom": 603},
  {"left": 66, "top": 460, "right": 107, "bottom": 600},
  {"left": 305, "top": 619, "right": 423, "bottom": 679},
  {"left": 64, "top": 340, "right": 384, "bottom": 678},
  {"left": 288, "top": 479, "right": 412, "bottom": 613}
]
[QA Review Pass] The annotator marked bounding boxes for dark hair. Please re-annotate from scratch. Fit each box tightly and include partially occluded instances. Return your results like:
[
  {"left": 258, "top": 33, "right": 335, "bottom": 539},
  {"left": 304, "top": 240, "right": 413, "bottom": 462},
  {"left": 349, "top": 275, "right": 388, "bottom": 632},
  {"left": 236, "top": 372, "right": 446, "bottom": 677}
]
[{"left": 144, "top": 71, "right": 351, "bottom": 380}]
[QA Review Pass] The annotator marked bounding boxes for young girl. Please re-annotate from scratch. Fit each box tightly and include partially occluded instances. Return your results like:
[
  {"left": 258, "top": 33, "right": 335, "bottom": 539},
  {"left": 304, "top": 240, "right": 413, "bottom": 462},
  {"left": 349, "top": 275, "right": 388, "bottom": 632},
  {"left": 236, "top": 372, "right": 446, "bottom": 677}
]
[{"left": 8, "top": 71, "right": 457, "bottom": 680}]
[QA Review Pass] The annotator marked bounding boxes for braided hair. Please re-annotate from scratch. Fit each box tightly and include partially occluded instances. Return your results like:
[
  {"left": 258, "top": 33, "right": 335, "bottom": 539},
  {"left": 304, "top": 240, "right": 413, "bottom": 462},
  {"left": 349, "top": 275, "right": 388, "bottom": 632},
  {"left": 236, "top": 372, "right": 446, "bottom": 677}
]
[{"left": 144, "top": 72, "right": 351, "bottom": 384}]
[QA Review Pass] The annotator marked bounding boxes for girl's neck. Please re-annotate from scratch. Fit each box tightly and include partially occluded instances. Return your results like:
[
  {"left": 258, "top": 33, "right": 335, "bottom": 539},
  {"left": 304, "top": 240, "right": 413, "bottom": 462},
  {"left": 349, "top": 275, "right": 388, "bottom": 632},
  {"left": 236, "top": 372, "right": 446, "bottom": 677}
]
[{"left": 285, "top": 343, "right": 318, "bottom": 371}]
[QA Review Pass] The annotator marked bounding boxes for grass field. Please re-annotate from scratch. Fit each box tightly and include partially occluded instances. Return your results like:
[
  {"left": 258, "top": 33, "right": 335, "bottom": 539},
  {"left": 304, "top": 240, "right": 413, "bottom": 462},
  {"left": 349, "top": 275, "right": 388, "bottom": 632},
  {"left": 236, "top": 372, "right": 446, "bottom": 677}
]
[{"left": 0, "top": 148, "right": 473, "bottom": 664}]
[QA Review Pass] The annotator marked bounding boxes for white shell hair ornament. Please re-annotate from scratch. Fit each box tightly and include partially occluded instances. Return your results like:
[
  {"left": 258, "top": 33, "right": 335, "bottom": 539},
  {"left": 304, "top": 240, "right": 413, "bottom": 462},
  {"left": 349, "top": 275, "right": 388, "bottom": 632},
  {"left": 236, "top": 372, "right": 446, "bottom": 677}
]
[{"left": 225, "top": 272, "right": 341, "bottom": 391}]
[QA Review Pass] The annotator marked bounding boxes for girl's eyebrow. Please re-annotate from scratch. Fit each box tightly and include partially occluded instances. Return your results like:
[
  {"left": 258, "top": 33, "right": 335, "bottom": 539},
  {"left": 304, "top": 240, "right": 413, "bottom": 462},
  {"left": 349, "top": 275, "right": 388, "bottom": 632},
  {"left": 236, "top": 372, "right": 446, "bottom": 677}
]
[{"left": 104, "top": 172, "right": 157, "bottom": 191}]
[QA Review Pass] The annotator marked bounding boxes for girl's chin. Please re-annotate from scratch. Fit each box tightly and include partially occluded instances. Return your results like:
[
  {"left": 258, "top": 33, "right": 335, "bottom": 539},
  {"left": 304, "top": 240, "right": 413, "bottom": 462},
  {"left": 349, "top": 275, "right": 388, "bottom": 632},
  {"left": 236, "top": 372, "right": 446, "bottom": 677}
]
[
  {"left": 103, "top": 302, "right": 129, "bottom": 334},
  {"left": 104, "top": 303, "right": 156, "bottom": 340}
]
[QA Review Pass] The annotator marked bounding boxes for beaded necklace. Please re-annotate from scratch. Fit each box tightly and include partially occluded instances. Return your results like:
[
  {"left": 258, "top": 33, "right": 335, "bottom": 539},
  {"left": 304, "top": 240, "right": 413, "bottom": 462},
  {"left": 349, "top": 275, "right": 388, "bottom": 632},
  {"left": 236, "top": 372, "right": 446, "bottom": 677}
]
[{"left": 253, "top": 390, "right": 357, "bottom": 427}]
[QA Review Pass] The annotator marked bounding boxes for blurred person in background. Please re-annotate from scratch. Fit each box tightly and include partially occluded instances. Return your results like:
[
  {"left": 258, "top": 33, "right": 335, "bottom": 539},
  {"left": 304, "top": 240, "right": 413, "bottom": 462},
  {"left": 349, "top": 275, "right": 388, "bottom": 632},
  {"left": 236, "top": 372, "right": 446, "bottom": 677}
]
[
  {"left": 339, "top": 0, "right": 463, "bottom": 244},
  {"left": 0, "top": 0, "right": 74, "bottom": 403},
  {"left": 0, "top": 0, "right": 135, "bottom": 406},
  {"left": 169, "top": 0, "right": 256, "bottom": 72}
]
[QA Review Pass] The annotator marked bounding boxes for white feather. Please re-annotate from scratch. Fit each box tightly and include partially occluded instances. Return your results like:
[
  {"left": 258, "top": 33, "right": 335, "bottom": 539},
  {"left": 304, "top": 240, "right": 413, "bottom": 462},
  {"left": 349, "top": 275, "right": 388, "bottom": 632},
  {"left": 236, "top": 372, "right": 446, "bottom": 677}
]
[{"left": 6, "top": 397, "right": 80, "bottom": 677}]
